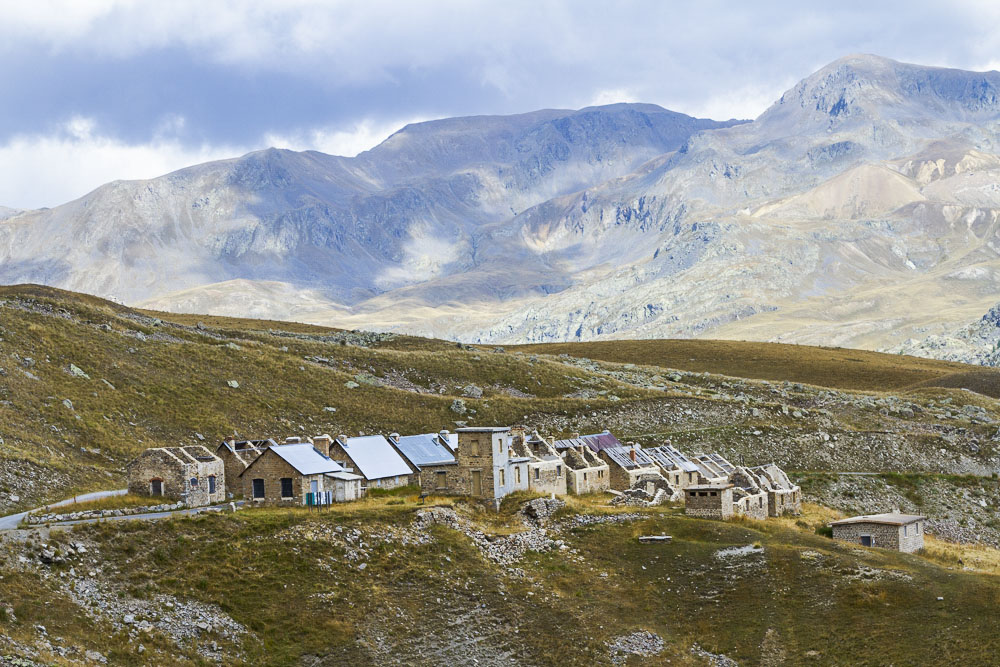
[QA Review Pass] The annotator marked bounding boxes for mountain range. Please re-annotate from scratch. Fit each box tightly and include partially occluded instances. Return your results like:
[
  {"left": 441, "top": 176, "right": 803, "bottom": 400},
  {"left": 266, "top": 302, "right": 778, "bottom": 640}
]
[{"left": 3, "top": 54, "right": 1000, "bottom": 356}]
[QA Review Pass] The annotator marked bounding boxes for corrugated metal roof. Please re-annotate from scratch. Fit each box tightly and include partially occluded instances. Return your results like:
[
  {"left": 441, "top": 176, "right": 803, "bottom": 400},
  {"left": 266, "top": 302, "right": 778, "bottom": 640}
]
[
  {"left": 603, "top": 446, "right": 655, "bottom": 470},
  {"left": 395, "top": 433, "right": 457, "bottom": 467},
  {"left": 270, "top": 444, "right": 343, "bottom": 475},
  {"left": 338, "top": 435, "right": 413, "bottom": 480},
  {"left": 553, "top": 437, "right": 588, "bottom": 450},
  {"left": 580, "top": 431, "right": 624, "bottom": 452}
]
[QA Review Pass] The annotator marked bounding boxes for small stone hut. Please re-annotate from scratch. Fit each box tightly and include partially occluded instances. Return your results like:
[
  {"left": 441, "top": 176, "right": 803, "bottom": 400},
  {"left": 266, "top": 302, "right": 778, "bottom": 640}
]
[
  {"left": 831, "top": 513, "right": 927, "bottom": 552},
  {"left": 126, "top": 446, "right": 225, "bottom": 507},
  {"left": 684, "top": 483, "right": 735, "bottom": 519}
]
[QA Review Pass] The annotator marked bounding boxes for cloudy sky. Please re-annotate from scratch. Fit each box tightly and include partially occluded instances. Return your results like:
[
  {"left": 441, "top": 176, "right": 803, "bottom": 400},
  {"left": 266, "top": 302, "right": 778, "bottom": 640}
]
[{"left": 2, "top": 0, "right": 999, "bottom": 209}]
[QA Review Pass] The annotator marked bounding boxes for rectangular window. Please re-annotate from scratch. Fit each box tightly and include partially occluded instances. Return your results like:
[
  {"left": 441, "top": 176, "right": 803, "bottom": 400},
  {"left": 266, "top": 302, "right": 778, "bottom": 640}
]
[
  {"left": 252, "top": 479, "right": 265, "bottom": 499},
  {"left": 280, "top": 478, "right": 294, "bottom": 498},
  {"left": 498, "top": 438, "right": 503, "bottom": 454},
  {"left": 709, "top": 491, "right": 717, "bottom": 497},
  {"left": 469, "top": 439, "right": 480, "bottom": 456},
  {"left": 516, "top": 466, "right": 521, "bottom": 484},
  {"left": 534, "top": 468, "right": 540, "bottom": 480},
  {"left": 436, "top": 471, "right": 447, "bottom": 489},
  {"left": 208, "top": 476, "right": 216, "bottom": 494},
  {"left": 915, "top": 523, "right": 920, "bottom": 534},
  {"left": 583, "top": 472, "right": 588, "bottom": 481},
  {"left": 698, "top": 491, "right": 707, "bottom": 497},
  {"left": 903, "top": 525, "right": 908, "bottom": 536},
  {"left": 556, "top": 465, "right": 562, "bottom": 477},
  {"left": 499, "top": 469, "right": 505, "bottom": 487}
]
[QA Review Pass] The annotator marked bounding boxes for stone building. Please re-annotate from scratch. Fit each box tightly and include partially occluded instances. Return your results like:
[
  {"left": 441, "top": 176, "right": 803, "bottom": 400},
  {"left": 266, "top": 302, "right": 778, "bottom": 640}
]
[
  {"left": 831, "top": 513, "right": 927, "bottom": 552},
  {"left": 557, "top": 441, "right": 611, "bottom": 494},
  {"left": 728, "top": 467, "right": 770, "bottom": 520},
  {"left": 644, "top": 445, "right": 702, "bottom": 490},
  {"left": 454, "top": 427, "right": 531, "bottom": 502},
  {"left": 598, "top": 445, "right": 664, "bottom": 491},
  {"left": 511, "top": 429, "right": 567, "bottom": 496},
  {"left": 215, "top": 438, "right": 273, "bottom": 497},
  {"left": 329, "top": 434, "right": 414, "bottom": 490},
  {"left": 691, "top": 452, "right": 736, "bottom": 484},
  {"left": 240, "top": 443, "right": 353, "bottom": 505},
  {"left": 684, "top": 483, "right": 735, "bottom": 519},
  {"left": 126, "top": 446, "right": 225, "bottom": 507},
  {"left": 749, "top": 463, "right": 802, "bottom": 516},
  {"left": 391, "top": 431, "right": 458, "bottom": 494}
]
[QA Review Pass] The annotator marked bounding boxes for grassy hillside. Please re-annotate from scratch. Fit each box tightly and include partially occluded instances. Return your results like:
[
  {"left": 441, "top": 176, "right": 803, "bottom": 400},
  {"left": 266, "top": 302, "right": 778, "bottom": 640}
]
[
  {"left": 2, "top": 284, "right": 1000, "bottom": 515},
  {"left": 513, "top": 339, "right": 1000, "bottom": 395},
  {"left": 1, "top": 496, "right": 999, "bottom": 665}
]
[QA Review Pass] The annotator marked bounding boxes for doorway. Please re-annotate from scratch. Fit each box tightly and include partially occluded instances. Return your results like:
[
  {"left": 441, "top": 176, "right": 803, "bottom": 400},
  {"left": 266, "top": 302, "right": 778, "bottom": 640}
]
[
  {"left": 471, "top": 470, "right": 482, "bottom": 496},
  {"left": 150, "top": 479, "right": 162, "bottom": 496}
]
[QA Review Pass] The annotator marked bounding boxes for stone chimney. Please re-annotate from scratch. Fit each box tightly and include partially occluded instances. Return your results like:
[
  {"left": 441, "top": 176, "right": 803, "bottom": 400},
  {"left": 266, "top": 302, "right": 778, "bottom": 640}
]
[
  {"left": 571, "top": 432, "right": 580, "bottom": 439},
  {"left": 285, "top": 436, "right": 301, "bottom": 444},
  {"left": 337, "top": 434, "right": 348, "bottom": 445},
  {"left": 389, "top": 432, "right": 400, "bottom": 442},
  {"left": 629, "top": 448, "right": 637, "bottom": 463},
  {"left": 313, "top": 434, "right": 332, "bottom": 454}
]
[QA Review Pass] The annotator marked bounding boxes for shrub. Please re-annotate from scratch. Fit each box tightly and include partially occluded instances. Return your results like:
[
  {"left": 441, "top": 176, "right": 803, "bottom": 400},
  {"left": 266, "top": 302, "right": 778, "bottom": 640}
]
[{"left": 815, "top": 525, "right": 833, "bottom": 538}]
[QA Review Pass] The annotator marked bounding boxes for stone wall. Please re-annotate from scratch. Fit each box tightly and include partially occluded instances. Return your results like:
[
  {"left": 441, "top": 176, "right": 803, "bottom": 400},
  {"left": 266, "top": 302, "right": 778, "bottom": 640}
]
[
  {"left": 734, "top": 491, "right": 769, "bottom": 520},
  {"left": 768, "top": 488, "right": 802, "bottom": 517},
  {"left": 832, "top": 521, "right": 924, "bottom": 553},
  {"left": 415, "top": 463, "right": 459, "bottom": 494},
  {"left": 684, "top": 487, "right": 734, "bottom": 519},
  {"left": 566, "top": 466, "right": 610, "bottom": 494},
  {"left": 527, "top": 459, "right": 567, "bottom": 496},
  {"left": 215, "top": 445, "right": 264, "bottom": 498}
]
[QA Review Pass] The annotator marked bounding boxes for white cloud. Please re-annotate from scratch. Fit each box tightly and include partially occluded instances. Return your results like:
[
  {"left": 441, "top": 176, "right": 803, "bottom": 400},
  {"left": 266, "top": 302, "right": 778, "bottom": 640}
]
[
  {"left": 0, "top": 114, "right": 423, "bottom": 209},
  {"left": 263, "top": 117, "right": 426, "bottom": 158},
  {"left": 588, "top": 89, "right": 638, "bottom": 107}
]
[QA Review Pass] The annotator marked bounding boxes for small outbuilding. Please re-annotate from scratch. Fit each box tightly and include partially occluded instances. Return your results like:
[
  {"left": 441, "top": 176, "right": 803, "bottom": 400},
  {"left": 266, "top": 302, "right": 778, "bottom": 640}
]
[
  {"left": 126, "top": 446, "right": 225, "bottom": 506},
  {"left": 683, "top": 483, "right": 735, "bottom": 519},
  {"left": 830, "top": 513, "right": 927, "bottom": 552}
]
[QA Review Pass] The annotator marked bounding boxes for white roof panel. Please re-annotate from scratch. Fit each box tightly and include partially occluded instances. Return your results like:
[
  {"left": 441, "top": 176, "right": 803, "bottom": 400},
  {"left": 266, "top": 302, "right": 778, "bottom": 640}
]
[
  {"left": 270, "top": 444, "right": 343, "bottom": 475},
  {"left": 339, "top": 435, "right": 413, "bottom": 480}
]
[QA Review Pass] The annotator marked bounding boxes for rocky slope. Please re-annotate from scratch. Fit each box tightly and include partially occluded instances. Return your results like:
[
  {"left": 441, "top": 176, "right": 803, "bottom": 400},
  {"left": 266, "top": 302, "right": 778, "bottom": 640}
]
[
  {"left": 888, "top": 301, "right": 1000, "bottom": 366},
  {"left": 5, "top": 56, "right": 1000, "bottom": 356}
]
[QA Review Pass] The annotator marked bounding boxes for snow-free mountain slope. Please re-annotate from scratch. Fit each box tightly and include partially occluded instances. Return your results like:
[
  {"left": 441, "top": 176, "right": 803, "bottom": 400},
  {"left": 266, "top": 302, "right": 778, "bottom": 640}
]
[{"left": 4, "top": 55, "right": 1000, "bottom": 357}]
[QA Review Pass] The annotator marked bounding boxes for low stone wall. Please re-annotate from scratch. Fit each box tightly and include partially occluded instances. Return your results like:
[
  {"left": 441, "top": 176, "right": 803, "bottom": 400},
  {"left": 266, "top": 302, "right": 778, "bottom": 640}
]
[{"left": 28, "top": 501, "right": 185, "bottom": 524}]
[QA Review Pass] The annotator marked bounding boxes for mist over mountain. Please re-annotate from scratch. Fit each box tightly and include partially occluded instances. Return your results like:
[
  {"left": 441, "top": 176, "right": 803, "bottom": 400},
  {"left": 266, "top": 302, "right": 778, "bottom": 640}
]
[{"left": 3, "top": 54, "right": 1000, "bottom": 357}]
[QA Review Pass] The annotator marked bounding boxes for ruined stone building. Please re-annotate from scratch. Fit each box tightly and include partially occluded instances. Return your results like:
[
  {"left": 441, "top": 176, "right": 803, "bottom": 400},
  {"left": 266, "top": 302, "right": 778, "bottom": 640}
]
[
  {"left": 239, "top": 442, "right": 360, "bottom": 505},
  {"left": 557, "top": 440, "right": 611, "bottom": 494},
  {"left": 727, "top": 467, "right": 770, "bottom": 520},
  {"left": 684, "top": 482, "right": 735, "bottom": 519},
  {"left": 453, "top": 427, "right": 531, "bottom": 501},
  {"left": 598, "top": 445, "right": 665, "bottom": 491},
  {"left": 749, "top": 463, "right": 802, "bottom": 516},
  {"left": 328, "top": 434, "right": 414, "bottom": 490},
  {"left": 511, "top": 429, "right": 567, "bottom": 496},
  {"left": 126, "top": 446, "right": 225, "bottom": 506},
  {"left": 215, "top": 438, "right": 273, "bottom": 497},
  {"left": 691, "top": 453, "right": 736, "bottom": 484},
  {"left": 831, "top": 513, "right": 926, "bottom": 552},
  {"left": 391, "top": 431, "right": 458, "bottom": 494}
]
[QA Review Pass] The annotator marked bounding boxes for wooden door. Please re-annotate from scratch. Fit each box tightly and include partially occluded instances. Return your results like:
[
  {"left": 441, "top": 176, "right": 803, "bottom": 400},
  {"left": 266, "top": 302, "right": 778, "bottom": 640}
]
[{"left": 471, "top": 470, "right": 482, "bottom": 496}]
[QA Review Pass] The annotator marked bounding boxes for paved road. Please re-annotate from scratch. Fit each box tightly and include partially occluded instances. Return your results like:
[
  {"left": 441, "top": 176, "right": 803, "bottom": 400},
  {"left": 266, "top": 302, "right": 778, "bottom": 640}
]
[
  {"left": 0, "top": 489, "right": 127, "bottom": 530},
  {"left": 45, "top": 505, "right": 228, "bottom": 528}
]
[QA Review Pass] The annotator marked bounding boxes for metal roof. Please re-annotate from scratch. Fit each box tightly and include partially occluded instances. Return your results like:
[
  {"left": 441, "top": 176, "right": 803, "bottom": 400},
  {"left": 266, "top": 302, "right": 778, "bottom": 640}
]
[
  {"left": 552, "top": 437, "right": 588, "bottom": 450},
  {"left": 645, "top": 445, "right": 700, "bottom": 472},
  {"left": 269, "top": 444, "right": 343, "bottom": 476},
  {"left": 831, "top": 513, "right": 926, "bottom": 526},
  {"left": 394, "top": 433, "right": 457, "bottom": 467},
  {"left": 326, "top": 471, "right": 364, "bottom": 481},
  {"left": 337, "top": 435, "right": 413, "bottom": 480},
  {"left": 602, "top": 446, "right": 655, "bottom": 470},
  {"left": 456, "top": 426, "right": 510, "bottom": 432},
  {"left": 442, "top": 433, "right": 458, "bottom": 451},
  {"left": 580, "top": 431, "right": 624, "bottom": 452}
]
